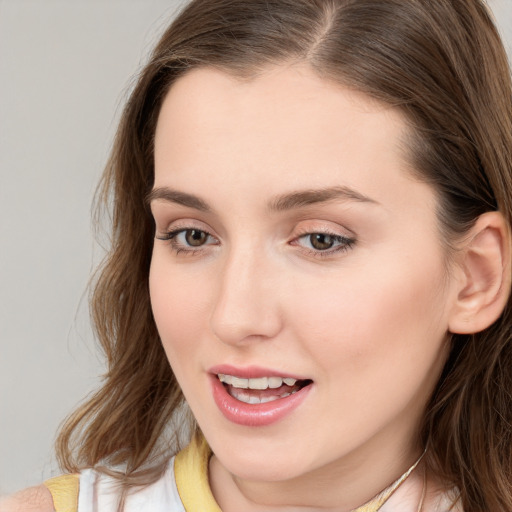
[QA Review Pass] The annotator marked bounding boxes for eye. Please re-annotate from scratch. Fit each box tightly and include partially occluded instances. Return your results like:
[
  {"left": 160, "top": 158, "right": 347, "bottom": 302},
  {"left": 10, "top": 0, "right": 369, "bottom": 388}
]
[
  {"left": 293, "top": 231, "right": 355, "bottom": 258},
  {"left": 182, "top": 229, "right": 209, "bottom": 247},
  {"left": 156, "top": 227, "right": 218, "bottom": 254},
  {"left": 307, "top": 233, "right": 338, "bottom": 251}
]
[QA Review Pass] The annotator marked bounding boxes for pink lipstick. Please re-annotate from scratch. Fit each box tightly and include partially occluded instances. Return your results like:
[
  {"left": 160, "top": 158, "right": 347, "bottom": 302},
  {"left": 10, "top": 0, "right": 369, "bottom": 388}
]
[{"left": 209, "top": 365, "right": 313, "bottom": 427}]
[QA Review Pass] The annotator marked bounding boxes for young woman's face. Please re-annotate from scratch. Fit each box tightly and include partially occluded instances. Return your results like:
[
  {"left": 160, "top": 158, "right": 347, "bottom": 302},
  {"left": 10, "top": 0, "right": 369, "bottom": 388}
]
[{"left": 150, "top": 65, "right": 457, "bottom": 484}]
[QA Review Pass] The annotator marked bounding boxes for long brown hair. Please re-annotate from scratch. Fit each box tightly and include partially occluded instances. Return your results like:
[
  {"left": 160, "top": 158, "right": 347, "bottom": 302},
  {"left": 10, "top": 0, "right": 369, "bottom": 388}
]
[{"left": 56, "top": 0, "right": 512, "bottom": 509}]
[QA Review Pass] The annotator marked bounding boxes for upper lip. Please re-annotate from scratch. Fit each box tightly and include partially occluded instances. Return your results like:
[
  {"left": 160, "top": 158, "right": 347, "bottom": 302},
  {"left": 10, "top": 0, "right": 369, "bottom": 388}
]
[{"left": 208, "top": 364, "right": 310, "bottom": 381}]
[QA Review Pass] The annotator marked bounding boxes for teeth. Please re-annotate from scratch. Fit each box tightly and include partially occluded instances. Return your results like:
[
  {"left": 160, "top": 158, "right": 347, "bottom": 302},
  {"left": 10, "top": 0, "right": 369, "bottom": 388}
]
[
  {"left": 218, "top": 373, "right": 307, "bottom": 404},
  {"left": 268, "top": 377, "right": 283, "bottom": 389},
  {"left": 218, "top": 374, "right": 299, "bottom": 390},
  {"left": 249, "top": 377, "right": 268, "bottom": 390},
  {"left": 232, "top": 376, "right": 249, "bottom": 388},
  {"left": 260, "top": 395, "right": 280, "bottom": 404},
  {"left": 228, "top": 387, "right": 299, "bottom": 404}
]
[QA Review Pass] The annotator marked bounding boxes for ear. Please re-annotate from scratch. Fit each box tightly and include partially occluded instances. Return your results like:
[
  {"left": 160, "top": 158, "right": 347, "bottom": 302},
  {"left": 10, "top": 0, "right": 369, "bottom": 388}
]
[{"left": 448, "top": 211, "right": 511, "bottom": 334}]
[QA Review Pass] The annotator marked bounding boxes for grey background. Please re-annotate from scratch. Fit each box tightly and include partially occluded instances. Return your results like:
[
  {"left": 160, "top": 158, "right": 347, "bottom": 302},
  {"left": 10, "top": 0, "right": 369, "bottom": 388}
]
[{"left": 0, "top": 0, "right": 511, "bottom": 495}]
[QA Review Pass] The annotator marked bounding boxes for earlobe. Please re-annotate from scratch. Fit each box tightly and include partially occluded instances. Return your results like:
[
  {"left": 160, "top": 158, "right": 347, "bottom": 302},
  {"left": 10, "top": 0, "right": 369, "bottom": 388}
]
[{"left": 448, "top": 211, "right": 511, "bottom": 335}]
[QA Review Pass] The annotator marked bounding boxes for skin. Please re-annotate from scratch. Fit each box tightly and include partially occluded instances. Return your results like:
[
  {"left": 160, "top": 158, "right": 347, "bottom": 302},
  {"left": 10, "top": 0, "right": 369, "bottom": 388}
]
[
  {"left": 149, "top": 64, "right": 463, "bottom": 511},
  {"left": 0, "top": 486, "right": 54, "bottom": 512}
]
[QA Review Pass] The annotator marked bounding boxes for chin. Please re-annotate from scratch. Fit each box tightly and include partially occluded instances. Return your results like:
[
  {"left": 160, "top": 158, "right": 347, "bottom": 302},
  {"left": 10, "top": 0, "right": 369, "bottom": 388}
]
[
  {"left": 224, "top": 457, "right": 305, "bottom": 483},
  {"left": 210, "top": 434, "right": 315, "bottom": 483}
]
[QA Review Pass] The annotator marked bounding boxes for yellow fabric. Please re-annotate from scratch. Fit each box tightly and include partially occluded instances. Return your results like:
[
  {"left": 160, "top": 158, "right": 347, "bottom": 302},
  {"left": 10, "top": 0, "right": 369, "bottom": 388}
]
[
  {"left": 43, "top": 474, "right": 80, "bottom": 512},
  {"left": 175, "top": 434, "right": 222, "bottom": 512},
  {"left": 174, "top": 434, "right": 421, "bottom": 512}
]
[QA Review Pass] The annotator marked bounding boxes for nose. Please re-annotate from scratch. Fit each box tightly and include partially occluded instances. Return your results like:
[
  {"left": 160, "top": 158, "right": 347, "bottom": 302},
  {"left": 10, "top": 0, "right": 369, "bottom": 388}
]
[{"left": 210, "top": 245, "right": 283, "bottom": 346}]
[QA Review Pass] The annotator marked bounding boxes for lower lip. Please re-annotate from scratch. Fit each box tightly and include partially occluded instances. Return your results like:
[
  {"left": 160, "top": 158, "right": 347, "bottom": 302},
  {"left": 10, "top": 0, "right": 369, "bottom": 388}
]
[{"left": 210, "top": 375, "right": 313, "bottom": 427}]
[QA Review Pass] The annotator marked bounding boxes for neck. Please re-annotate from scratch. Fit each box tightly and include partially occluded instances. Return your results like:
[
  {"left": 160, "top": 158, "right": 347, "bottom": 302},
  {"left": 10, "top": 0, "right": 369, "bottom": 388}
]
[{"left": 209, "top": 436, "right": 424, "bottom": 512}]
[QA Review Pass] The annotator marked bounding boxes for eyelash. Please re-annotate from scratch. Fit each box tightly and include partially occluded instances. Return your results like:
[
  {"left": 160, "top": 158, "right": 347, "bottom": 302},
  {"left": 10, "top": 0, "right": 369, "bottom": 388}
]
[
  {"left": 156, "top": 227, "right": 356, "bottom": 259},
  {"left": 156, "top": 228, "right": 219, "bottom": 256},
  {"left": 292, "top": 229, "right": 356, "bottom": 259}
]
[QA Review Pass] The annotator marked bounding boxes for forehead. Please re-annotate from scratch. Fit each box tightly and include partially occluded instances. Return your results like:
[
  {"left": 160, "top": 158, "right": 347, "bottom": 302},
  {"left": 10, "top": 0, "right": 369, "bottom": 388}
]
[
  {"left": 153, "top": 65, "right": 426, "bottom": 212},
  {"left": 155, "top": 64, "right": 406, "bottom": 154}
]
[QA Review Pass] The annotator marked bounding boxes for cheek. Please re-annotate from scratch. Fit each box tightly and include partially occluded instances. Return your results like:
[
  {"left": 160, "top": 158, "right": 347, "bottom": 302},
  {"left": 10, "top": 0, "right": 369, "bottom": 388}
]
[
  {"left": 280, "top": 255, "right": 451, "bottom": 450},
  {"left": 149, "top": 256, "right": 212, "bottom": 366},
  {"left": 287, "top": 253, "right": 449, "bottom": 381}
]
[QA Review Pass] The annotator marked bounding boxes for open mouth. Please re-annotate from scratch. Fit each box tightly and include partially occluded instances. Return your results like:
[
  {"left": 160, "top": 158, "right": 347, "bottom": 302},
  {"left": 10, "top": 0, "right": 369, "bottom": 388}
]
[{"left": 217, "top": 373, "right": 313, "bottom": 405}]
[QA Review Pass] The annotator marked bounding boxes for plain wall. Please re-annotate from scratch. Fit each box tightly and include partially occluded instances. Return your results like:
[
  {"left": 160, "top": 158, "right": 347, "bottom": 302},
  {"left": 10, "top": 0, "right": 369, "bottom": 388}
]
[
  {"left": 0, "top": 0, "right": 184, "bottom": 493},
  {"left": 0, "top": 0, "right": 511, "bottom": 495}
]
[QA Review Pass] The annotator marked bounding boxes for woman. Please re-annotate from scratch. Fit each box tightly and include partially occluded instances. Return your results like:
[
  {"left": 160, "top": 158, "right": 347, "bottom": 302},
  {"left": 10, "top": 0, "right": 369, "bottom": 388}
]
[{"left": 3, "top": 0, "right": 512, "bottom": 510}]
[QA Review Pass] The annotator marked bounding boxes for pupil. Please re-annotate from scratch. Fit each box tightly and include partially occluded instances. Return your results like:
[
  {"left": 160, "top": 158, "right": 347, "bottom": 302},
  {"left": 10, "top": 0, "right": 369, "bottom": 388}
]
[
  {"left": 186, "top": 229, "right": 207, "bottom": 246},
  {"left": 311, "top": 233, "right": 334, "bottom": 250}
]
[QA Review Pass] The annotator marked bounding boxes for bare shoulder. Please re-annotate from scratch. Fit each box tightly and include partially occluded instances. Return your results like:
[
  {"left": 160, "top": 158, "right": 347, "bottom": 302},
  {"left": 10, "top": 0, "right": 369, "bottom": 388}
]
[{"left": 0, "top": 485, "right": 54, "bottom": 512}]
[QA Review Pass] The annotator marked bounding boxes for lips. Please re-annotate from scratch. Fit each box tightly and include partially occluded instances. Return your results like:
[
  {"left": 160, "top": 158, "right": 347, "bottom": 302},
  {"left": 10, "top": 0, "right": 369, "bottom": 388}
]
[{"left": 209, "top": 365, "right": 313, "bottom": 426}]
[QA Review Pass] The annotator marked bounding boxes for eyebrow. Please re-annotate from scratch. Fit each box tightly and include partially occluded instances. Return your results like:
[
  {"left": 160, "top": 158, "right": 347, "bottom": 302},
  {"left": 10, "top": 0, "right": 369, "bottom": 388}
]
[
  {"left": 147, "top": 185, "right": 378, "bottom": 213},
  {"left": 268, "top": 186, "right": 378, "bottom": 211},
  {"left": 146, "top": 187, "right": 211, "bottom": 212}
]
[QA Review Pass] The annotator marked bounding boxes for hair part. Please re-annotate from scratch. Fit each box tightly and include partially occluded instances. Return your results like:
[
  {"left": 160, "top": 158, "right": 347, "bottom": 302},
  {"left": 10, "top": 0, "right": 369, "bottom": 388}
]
[{"left": 56, "top": 1, "right": 512, "bottom": 510}]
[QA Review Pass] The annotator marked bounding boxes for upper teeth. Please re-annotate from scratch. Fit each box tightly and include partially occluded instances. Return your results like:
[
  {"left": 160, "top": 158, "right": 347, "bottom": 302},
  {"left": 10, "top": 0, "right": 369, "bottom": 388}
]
[{"left": 218, "top": 374, "right": 298, "bottom": 389}]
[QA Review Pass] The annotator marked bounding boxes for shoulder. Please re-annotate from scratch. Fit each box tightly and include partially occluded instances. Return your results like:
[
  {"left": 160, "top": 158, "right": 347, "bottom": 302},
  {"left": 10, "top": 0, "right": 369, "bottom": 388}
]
[{"left": 0, "top": 485, "right": 54, "bottom": 512}]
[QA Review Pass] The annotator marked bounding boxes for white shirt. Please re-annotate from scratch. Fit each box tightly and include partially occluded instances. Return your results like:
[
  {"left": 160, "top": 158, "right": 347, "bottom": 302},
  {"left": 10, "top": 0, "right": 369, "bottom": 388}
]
[{"left": 77, "top": 457, "right": 185, "bottom": 512}]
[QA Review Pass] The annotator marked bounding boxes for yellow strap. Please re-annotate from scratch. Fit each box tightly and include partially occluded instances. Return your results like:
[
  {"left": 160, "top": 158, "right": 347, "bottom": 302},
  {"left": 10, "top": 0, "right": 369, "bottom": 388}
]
[
  {"left": 174, "top": 434, "right": 222, "bottom": 512},
  {"left": 43, "top": 474, "right": 80, "bottom": 512}
]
